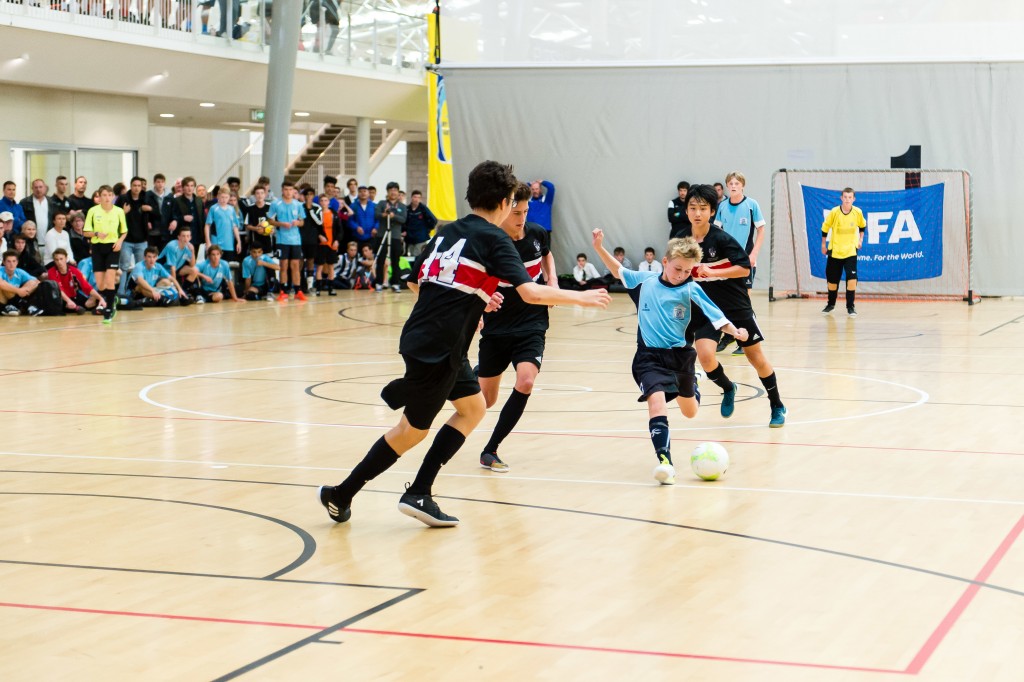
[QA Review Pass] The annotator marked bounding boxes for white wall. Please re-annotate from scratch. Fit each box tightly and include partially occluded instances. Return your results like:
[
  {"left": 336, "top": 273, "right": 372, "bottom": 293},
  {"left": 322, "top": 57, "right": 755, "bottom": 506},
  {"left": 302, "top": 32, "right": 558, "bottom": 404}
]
[
  {"left": 147, "top": 126, "right": 250, "bottom": 187},
  {"left": 0, "top": 84, "right": 149, "bottom": 183}
]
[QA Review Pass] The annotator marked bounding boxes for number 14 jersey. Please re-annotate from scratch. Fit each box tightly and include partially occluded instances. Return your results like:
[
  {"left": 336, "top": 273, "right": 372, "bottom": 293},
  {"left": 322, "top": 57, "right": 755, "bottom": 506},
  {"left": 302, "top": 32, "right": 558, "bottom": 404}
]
[{"left": 402, "top": 214, "right": 533, "bottom": 365}]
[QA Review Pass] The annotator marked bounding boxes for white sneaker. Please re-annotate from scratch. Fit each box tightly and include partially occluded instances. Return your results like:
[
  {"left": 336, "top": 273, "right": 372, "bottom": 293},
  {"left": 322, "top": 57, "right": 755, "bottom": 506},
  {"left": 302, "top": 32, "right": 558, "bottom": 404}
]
[
  {"left": 195, "top": 295, "right": 206, "bottom": 304},
  {"left": 2, "top": 304, "right": 21, "bottom": 316},
  {"left": 653, "top": 463, "right": 676, "bottom": 486},
  {"left": 374, "top": 284, "right": 383, "bottom": 292},
  {"left": 391, "top": 284, "right": 401, "bottom": 293},
  {"left": 27, "top": 305, "right": 44, "bottom": 316}
]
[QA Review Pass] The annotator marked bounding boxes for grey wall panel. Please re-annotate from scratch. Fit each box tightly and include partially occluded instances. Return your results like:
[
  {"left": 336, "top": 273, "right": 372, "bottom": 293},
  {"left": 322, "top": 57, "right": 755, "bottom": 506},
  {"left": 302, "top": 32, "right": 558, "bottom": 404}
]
[{"left": 445, "top": 63, "right": 1022, "bottom": 295}]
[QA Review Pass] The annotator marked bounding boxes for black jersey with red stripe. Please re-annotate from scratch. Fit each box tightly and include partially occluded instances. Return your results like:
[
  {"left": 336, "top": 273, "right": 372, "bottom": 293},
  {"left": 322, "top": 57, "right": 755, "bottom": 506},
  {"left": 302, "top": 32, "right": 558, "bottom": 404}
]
[
  {"left": 679, "top": 225, "right": 752, "bottom": 316},
  {"left": 481, "top": 222, "right": 550, "bottom": 336},
  {"left": 402, "top": 214, "right": 532, "bottom": 365}
]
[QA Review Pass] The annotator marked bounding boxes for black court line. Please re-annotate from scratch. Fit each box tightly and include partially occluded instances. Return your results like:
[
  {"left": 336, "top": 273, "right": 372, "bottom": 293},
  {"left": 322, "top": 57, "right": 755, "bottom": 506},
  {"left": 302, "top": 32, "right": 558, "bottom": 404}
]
[
  {"left": 0, "top": 558, "right": 421, "bottom": 592},
  {"left": 337, "top": 301, "right": 407, "bottom": 328},
  {"left": 980, "top": 313, "right": 1024, "bottom": 337},
  {"left": 211, "top": 588, "right": 423, "bottom": 681},
  {"left": 0, "top": 491, "right": 315, "bottom": 580},
  {"left": 5, "top": 470, "right": 1021, "bottom": 600}
]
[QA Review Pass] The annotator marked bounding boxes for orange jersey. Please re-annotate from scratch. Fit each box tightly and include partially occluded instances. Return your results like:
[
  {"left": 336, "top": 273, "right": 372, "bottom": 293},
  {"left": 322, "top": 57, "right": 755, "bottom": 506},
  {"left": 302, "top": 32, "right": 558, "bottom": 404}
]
[{"left": 322, "top": 211, "right": 336, "bottom": 249}]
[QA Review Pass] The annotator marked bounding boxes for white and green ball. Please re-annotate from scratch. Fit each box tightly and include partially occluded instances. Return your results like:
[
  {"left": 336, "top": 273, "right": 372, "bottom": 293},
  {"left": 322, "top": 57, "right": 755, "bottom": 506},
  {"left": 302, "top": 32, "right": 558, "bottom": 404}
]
[{"left": 690, "top": 442, "right": 730, "bottom": 481}]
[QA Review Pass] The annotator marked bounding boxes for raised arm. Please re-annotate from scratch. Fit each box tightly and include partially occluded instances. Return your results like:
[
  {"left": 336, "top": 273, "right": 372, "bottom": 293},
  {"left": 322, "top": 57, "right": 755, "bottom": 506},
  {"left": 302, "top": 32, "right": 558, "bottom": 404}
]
[{"left": 591, "top": 228, "right": 623, "bottom": 281}]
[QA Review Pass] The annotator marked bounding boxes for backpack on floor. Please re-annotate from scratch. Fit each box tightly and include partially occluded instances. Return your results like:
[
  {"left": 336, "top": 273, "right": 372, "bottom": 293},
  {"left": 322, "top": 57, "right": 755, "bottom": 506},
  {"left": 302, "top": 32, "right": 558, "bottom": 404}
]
[{"left": 30, "top": 280, "right": 63, "bottom": 316}]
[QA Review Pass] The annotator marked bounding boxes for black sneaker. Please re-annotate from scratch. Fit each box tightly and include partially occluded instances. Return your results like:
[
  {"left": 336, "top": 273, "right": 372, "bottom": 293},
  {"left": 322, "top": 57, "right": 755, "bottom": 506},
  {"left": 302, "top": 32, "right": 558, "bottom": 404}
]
[
  {"left": 317, "top": 485, "right": 352, "bottom": 523},
  {"left": 847, "top": 306, "right": 857, "bottom": 318},
  {"left": 398, "top": 484, "right": 459, "bottom": 527},
  {"left": 821, "top": 304, "right": 835, "bottom": 314},
  {"left": 716, "top": 334, "right": 733, "bottom": 352},
  {"left": 480, "top": 451, "right": 509, "bottom": 472}
]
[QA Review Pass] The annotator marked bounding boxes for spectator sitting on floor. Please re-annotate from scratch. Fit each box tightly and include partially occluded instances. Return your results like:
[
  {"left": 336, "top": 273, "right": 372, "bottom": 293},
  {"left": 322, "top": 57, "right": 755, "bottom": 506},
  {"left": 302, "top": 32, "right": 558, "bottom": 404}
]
[
  {"left": 242, "top": 243, "right": 280, "bottom": 300},
  {"left": 573, "top": 252, "right": 603, "bottom": 290},
  {"left": 0, "top": 250, "right": 41, "bottom": 315},
  {"left": 638, "top": 246, "right": 664, "bottom": 274},
  {"left": 129, "top": 246, "right": 185, "bottom": 305},
  {"left": 46, "top": 248, "right": 104, "bottom": 314}
]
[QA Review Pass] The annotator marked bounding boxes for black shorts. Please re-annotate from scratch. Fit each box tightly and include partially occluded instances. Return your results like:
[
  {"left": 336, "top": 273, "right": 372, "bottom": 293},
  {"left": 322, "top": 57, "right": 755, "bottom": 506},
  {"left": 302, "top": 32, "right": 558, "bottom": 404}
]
[
  {"left": 477, "top": 330, "right": 546, "bottom": 378},
  {"left": 315, "top": 245, "right": 339, "bottom": 265},
  {"left": 632, "top": 346, "right": 697, "bottom": 402},
  {"left": 694, "top": 311, "right": 766, "bottom": 348},
  {"left": 301, "top": 242, "right": 319, "bottom": 260},
  {"left": 277, "top": 244, "right": 303, "bottom": 260},
  {"left": 825, "top": 255, "right": 858, "bottom": 283},
  {"left": 380, "top": 354, "right": 481, "bottom": 430},
  {"left": 91, "top": 243, "right": 119, "bottom": 272}
]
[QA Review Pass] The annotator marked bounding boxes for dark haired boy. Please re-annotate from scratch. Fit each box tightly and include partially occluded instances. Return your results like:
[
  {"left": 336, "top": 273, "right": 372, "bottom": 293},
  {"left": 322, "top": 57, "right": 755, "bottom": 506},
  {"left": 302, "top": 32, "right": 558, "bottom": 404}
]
[
  {"left": 681, "top": 184, "right": 786, "bottom": 428},
  {"left": 317, "top": 161, "right": 611, "bottom": 528}
]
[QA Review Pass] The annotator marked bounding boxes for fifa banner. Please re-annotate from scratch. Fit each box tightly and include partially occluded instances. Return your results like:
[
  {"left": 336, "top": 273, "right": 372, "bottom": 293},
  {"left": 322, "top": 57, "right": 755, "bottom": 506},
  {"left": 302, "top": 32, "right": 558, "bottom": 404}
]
[
  {"left": 802, "top": 184, "right": 944, "bottom": 281},
  {"left": 426, "top": 13, "right": 457, "bottom": 221}
]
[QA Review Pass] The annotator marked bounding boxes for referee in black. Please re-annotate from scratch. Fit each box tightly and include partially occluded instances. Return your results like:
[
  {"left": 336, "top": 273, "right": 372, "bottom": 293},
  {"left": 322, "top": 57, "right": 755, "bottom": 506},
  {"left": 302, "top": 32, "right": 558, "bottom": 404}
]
[{"left": 318, "top": 162, "right": 610, "bottom": 527}]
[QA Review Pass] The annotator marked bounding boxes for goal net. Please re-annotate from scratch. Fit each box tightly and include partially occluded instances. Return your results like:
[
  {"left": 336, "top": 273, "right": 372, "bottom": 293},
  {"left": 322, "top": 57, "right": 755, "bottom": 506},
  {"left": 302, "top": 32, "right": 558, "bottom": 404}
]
[{"left": 769, "top": 169, "right": 974, "bottom": 302}]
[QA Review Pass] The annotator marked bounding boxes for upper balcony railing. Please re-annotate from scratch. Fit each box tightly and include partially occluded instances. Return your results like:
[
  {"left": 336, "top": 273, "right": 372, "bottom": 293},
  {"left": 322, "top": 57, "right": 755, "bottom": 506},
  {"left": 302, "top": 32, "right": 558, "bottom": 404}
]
[{"left": 0, "top": 0, "right": 428, "bottom": 75}]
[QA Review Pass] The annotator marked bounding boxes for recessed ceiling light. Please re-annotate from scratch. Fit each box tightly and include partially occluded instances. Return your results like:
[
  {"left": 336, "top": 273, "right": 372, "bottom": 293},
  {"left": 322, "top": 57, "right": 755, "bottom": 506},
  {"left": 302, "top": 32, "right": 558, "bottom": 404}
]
[
  {"left": 295, "top": 111, "right": 310, "bottom": 117},
  {"left": 373, "top": 119, "right": 387, "bottom": 124},
  {"left": 159, "top": 113, "right": 175, "bottom": 118},
  {"left": 200, "top": 102, "right": 215, "bottom": 108}
]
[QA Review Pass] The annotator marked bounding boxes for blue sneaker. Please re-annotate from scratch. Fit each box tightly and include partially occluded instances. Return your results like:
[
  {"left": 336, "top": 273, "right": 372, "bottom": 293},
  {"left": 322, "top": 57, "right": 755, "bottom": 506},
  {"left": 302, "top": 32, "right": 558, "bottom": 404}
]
[
  {"left": 721, "top": 382, "right": 736, "bottom": 418},
  {"left": 769, "top": 406, "right": 787, "bottom": 428},
  {"left": 731, "top": 345, "right": 745, "bottom": 356}
]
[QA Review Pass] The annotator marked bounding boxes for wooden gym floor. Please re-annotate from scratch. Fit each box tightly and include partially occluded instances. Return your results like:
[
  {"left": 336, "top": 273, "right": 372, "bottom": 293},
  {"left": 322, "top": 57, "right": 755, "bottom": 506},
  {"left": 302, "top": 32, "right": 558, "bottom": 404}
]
[{"left": 1, "top": 290, "right": 1022, "bottom": 681}]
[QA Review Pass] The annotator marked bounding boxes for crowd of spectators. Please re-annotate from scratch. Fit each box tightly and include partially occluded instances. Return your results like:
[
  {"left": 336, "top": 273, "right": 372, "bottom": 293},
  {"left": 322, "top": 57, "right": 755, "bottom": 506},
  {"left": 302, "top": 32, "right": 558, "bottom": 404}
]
[{"left": 0, "top": 173, "right": 440, "bottom": 317}]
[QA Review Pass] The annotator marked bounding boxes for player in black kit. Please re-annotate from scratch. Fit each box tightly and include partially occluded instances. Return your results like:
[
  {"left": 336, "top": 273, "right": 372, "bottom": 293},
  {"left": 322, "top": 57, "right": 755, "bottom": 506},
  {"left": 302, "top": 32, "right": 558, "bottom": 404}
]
[
  {"left": 681, "top": 184, "right": 787, "bottom": 427},
  {"left": 476, "top": 183, "right": 559, "bottom": 472},
  {"left": 318, "top": 162, "right": 611, "bottom": 528}
]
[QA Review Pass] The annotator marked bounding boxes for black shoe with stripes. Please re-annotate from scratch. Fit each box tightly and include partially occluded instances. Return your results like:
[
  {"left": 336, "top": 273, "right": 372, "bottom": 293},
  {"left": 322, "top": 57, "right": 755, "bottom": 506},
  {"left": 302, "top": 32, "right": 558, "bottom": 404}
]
[{"left": 318, "top": 485, "right": 352, "bottom": 523}]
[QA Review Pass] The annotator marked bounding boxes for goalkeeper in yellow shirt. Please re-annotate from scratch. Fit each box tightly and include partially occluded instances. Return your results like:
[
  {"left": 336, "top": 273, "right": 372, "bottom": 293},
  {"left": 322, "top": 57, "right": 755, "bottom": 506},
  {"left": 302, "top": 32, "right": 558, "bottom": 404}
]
[{"left": 821, "top": 188, "right": 866, "bottom": 317}]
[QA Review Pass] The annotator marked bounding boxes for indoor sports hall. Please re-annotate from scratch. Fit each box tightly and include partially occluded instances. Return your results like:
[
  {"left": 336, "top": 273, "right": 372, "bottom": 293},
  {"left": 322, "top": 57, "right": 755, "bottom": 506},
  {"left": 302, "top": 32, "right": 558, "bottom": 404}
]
[{"left": 2, "top": 1, "right": 1022, "bottom": 680}]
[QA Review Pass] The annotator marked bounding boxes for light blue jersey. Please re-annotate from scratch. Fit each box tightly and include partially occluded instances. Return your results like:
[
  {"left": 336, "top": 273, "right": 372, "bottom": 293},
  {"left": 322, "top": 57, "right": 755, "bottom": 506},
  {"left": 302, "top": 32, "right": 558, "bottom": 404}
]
[
  {"left": 621, "top": 269, "right": 728, "bottom": 349},
  {"left": 197, "top": 259, "right": 232, "bottom": 292},
  {"left": 131, "top": 262, "right": 171, "bottom": 287},
  {"left": 206, "top": 204, "right": 241, "bottom": 252},
  {"left": 268, "top": 200, "right": 306, "bottom": 246},
  {"left": 159, "top": 240, "right": 193, "bottom": 270},
  {"left": 0, "top": 267, "right": 36, "bottom": 287},
  {"left": 242, "top": 254, "right": 277, "bottom": 287},
  {"left": 714, "top": 196, "right": 765, "bottom": 254}
]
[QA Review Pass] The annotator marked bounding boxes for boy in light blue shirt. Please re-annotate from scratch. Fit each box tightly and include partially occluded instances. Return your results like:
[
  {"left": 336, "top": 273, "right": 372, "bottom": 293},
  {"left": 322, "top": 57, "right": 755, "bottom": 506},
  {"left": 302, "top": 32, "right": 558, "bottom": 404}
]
[
  {"left": 241, "top": 244, "right": 280, "bottom": 300},
  {"left": 130, "top": 246, "right": 185, "bottom": 305},
  {"left": 268, "top": 181, "right": 307, "bottom": 300},
  {"left": 592, "top": 229, "right": 747, "bottom": 486},
  {"left": 205, "top": 187, "right": 242, "bottom": 261},
  {"left": 195, "top": 245, "right": 243, "bottom": 303},
  {"left": 0, "top": 250, "right": 41, "bottom": 315}
]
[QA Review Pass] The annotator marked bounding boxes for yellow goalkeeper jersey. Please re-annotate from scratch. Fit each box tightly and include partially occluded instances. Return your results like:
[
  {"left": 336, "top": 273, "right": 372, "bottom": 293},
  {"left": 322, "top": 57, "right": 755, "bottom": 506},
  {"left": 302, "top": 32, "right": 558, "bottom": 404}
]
[{"left": 822, "top": 206, "right": 866, "bottom": 259}]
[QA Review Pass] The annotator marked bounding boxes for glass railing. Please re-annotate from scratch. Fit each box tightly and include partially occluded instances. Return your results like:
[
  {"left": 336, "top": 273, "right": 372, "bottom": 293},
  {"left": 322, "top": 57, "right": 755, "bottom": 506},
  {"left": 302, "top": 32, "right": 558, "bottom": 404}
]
[{"left": 0, "top": 0, "right": 427, "bottom": 75}]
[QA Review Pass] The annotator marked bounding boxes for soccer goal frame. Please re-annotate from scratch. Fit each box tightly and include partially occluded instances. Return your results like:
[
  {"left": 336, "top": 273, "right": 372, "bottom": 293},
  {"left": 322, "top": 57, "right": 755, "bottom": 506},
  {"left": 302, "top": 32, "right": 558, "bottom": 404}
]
[{"left": 768, "top": 168, "right": 974, "bottom": 304}]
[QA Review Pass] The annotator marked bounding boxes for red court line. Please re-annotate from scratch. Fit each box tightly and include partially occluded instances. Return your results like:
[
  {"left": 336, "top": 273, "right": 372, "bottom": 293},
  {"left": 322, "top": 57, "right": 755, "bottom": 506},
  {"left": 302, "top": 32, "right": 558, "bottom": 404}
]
[
  {"left": 903, "top": 512, "right": 1024, "bottom": 674},
  {"left": 0, "top": 601, "right": 899, "bottom": 674},
  {"left": 338, "top": 627, "right": 903, "bottom": 674},
  {"left": 0, "top": 602, "right": 321, "bottom": 630}
]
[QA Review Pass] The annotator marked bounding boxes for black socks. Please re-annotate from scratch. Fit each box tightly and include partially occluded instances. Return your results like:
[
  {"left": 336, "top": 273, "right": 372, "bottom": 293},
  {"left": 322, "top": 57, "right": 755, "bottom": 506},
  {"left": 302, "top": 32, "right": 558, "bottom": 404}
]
[
  {"left": 336, "top": 436, "right": 400, "bottom": 501},
  {"left": 408, "top": 425, "right": 466, "bottom": 496},
  {"left": 649, "top": 416, "right": 670, "bottom": 461},
  {"left": 483, "top": 389, "right": 530, "bottom": 454},
  {"left": 759, "top": 372, "right": 783, "bottom": 409},
  {"left": 706, "top": 363, "right": 734, "bottom": 392}
]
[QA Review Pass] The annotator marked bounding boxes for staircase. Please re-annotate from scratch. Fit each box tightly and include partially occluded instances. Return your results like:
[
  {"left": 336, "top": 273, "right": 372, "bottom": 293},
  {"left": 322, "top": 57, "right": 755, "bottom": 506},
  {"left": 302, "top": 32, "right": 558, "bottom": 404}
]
[{"left": 285, "top": 124, "right": 387, "bottom": 188}]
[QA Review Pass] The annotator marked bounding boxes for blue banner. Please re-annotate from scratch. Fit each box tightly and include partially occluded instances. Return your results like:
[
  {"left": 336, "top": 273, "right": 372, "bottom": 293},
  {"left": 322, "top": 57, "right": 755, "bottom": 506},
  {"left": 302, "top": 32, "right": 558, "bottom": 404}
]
[{"left": 802, "top": 184, "right": 944, "bottom": 281}]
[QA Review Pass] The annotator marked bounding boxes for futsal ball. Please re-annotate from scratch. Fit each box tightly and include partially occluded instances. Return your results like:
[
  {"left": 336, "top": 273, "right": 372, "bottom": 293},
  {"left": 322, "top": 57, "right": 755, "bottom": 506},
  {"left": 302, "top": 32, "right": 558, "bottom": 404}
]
[
  {"left": 690, "top": 442, "right": 730, "bottom": 481},
  {"left": 260, "top": 220, "right": 275, "bottom": 236}
]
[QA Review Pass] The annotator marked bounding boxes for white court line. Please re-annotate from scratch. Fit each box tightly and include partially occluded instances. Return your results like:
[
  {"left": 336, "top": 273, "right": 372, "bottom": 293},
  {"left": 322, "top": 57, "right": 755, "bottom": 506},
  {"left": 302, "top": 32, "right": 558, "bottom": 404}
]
[
  {"left": 1, "top": 449, "right": 1021, "bottom": 508},
  {"left": 137, "top": 362, "right": 929, "bottom": 433}
]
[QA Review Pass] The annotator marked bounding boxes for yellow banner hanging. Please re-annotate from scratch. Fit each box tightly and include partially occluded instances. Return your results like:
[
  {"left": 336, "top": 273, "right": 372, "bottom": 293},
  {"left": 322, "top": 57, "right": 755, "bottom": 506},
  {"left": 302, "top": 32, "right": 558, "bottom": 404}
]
[{"left": 426, "top": 11, "right": 457, "bottom": 221}]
